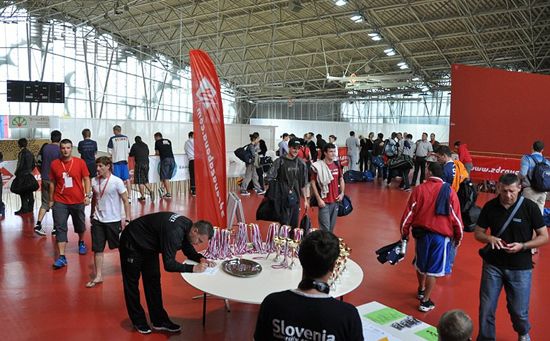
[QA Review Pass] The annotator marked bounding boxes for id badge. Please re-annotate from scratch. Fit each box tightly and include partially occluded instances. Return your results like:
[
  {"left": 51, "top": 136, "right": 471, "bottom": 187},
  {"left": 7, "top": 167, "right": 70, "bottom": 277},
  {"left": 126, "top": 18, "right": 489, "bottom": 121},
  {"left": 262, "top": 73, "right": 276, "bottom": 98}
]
[
  {"left": 98, "top": 197, "right": 107, "bottom": 211},
  {"left": 64, "top": 176, "right": 73, "bottom": 188}
]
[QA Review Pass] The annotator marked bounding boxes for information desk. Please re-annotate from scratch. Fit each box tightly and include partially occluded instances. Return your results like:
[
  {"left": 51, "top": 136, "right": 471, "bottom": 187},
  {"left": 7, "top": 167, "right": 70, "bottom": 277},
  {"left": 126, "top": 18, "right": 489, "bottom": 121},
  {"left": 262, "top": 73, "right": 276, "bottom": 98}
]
[
  {"left": 181, "top": 253, "right": 364, "bottom": 325},
  {"left": 358, "top": 301, "right": 437, "bottom": 341}
]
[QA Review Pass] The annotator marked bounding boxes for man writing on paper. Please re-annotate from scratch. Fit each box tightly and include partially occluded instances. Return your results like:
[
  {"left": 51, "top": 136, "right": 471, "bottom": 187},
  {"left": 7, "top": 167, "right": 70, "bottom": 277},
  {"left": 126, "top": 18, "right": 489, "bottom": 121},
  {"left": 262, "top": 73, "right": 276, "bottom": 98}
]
[{"left": 119, "top": 212, "right": 215, "bottom": 334}]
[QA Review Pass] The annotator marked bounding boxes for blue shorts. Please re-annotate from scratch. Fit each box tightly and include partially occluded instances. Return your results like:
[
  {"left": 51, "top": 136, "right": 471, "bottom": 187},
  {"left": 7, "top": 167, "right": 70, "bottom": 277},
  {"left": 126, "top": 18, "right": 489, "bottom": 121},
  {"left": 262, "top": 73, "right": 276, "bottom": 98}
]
[
  {"left": 414, "top": 231, "right": 454, "bottom": 277},
  {"left": 113, "top": 162, "right": 129, "bottom": 181},
  {"left": 159, "top": 157, "right": 176, "bottom": 180}
]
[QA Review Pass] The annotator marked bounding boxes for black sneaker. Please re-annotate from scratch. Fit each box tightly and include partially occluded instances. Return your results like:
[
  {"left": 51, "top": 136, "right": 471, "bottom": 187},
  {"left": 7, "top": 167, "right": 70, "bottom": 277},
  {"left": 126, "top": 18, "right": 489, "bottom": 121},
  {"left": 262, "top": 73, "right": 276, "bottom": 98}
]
[
  {"left": 51, "top": 227, "right": 57, "bottom": 236},
  {"left": 419, "top": 299, "right": 435, "bottom": 312},
  {"left": 152, "top": 320, "right": 181, "bottom": 333},
  {"left": 134, "top": 324, "right": 152, "bottom": 334},
  {"left": 417, "top": 288, "right": 425, "bottom": 300},
  {"left": 34, "top": 224, "right": 46, "bottom": 236}
]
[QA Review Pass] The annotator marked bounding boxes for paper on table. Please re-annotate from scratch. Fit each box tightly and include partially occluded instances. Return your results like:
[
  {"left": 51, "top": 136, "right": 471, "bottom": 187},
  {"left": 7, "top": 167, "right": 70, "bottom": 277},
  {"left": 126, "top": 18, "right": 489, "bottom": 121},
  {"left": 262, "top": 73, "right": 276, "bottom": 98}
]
[
  {"left": 364, "top": 307, "right": 407, "bottom": 325},
  {"left": 201, "top": 267, "right": 219, "bottom": 275},
  {"left": 362, "top": 321, "right": 402, "bottom": 341},
  {"left": 415, "top": 326, "right": 439, "bottom": 341}
]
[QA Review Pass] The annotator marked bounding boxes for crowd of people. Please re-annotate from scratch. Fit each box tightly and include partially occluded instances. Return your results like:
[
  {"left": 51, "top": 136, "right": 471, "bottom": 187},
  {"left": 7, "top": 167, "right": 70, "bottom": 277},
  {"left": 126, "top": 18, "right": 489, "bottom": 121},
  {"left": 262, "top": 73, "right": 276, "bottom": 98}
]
[{"left": 1, "top": 126, "right": 548, "bottom": 340}]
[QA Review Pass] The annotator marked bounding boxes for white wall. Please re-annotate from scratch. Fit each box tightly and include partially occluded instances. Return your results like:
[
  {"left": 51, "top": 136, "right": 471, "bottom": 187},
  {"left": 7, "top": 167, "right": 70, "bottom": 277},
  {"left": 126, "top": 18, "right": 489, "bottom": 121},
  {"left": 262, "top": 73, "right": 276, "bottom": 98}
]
[{"left": 250, "top": 118, "right": 449, "bottom": 144}]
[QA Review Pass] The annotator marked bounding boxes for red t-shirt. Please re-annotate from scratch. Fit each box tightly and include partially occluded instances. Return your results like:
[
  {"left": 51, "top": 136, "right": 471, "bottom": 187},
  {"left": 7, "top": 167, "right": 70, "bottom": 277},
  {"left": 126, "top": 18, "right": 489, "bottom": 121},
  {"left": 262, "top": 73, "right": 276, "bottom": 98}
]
[
  {"left": 311, "top": 162, "right": 342, "bottom": 203},
  {"left": 50, "top": 157, "right": 90, "bottom": 205}
]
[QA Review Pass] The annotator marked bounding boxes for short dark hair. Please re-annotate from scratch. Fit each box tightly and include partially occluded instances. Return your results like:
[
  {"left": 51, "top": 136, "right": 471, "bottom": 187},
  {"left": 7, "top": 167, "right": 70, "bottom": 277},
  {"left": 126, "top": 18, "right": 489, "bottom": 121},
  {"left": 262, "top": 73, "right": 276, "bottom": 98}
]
[
  {"left": 533, "top": 140, "right": 544, "bottom": 152},
  {"left": 499, "top": 173, "right": 520, "bottom": 186},
  {"left": 60, "top": 139, "right": 73, "bottom": 147},
  {"left": 299, "top": 230, "right": 340, "bottom": 279},
  {"left": 316, "top": 134, "right": 322, "bottom": 139},
  {"left": 194, "top": 220, "right": 214, "bottom": 239},
  {"left": 329, "top": 135, "right": 336, "bottom": 141},
  {"left": 406, "top": 134, "right": 413, "bottom": 139},
  {"left": 95, "top": 156, "right": 112, "bottom": 169},
  {"left": 437, "top": 310, "right": 473, "bottom": 341},
  {"left": 82, "top": 129, "right": 91, "bottom": 138},
  {"left": 377, "top": 133, "right": 384, "bottom": 139},
  {"left": 428, "top": 162, "right": 444, "bottom": 178},
  {"left": 349, "top": 131, "right": 355, "bottom": 136},
  {"left": 281, "top": 133, "right": 289, "bottom": 138},
  {"left": 113, "top": 125, "right": 121, "bottom": 132},
  {"left": 322, "top": 142, "right": 336, "bottom": 154},
  {"left": 135, "top": 136, "right": 142, "bottom": 143},
  {"left": 51, "top": 130, "right": 62, "bottom": 143},
  {"left": 454, "top": 140, "right": 461, "bottom": 147},
  {"left": 18, "top": 138, "right": 28, "bottom": 148},
  {"left": 436, "top": 145, "right": 452, "bottom": 157},
  {"left": 188, "top": 131, "right": 194, "bottom": 138},
  {"left": 154, "top": 132, "right": 162, "bottom": 138}
]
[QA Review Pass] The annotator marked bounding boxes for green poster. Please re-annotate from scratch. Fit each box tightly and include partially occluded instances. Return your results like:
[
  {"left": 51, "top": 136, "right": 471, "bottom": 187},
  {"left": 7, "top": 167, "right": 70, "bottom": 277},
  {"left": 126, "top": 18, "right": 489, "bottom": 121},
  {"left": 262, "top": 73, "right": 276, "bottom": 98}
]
[
  {"left": 415, "top": 326, "right": 439, "bottom": 341},
  {"left": 364, "top": 307, "right": 406, "bottom": 325}
]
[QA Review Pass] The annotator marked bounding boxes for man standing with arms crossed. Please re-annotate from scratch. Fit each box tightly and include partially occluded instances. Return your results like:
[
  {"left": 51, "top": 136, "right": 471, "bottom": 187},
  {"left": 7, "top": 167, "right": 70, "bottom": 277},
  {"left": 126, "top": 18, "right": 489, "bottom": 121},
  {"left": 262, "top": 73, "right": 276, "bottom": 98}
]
[
  {"left": 49, "top": 139, "right": 91, "bottom": 269},
  {"left": 86, "top": 156, "right": 131, "bottom": 288},
  {"left": 474, "top": 173, "right": 548, "bottom": 341}
]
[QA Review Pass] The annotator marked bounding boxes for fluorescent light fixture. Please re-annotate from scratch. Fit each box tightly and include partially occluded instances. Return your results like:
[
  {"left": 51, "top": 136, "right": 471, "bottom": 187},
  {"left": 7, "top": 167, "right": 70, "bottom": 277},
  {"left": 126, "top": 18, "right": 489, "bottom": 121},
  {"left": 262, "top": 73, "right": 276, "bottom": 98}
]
[
  {"left": 386, "top": 51, "right": 396, "bottom": 56},
  {"left": 383, "top": 48, "right": 394, "bottom": 53},
  {"left": 371, "top": 35, "right": 382, "bottom": 41},
  {"left": 350, "top": 14, "right": 363, "bottom": 23},
  {"left": 412, "top": 77, "right": 421, "bottom": 81},
  {"left": 397, "top": 61, "right": 407, "bottom": 66},
  {"left": 399, "top": 64, "right": 409, "bottom": 69},
  {"left": 335, "top": 0, "right": 347, "bottom": 6},
  {"left": 421, "top": 86, "right": 430, "bottom": 92},
  {"left": 368, "top": 32, "right": 379, "bottom": 37}
]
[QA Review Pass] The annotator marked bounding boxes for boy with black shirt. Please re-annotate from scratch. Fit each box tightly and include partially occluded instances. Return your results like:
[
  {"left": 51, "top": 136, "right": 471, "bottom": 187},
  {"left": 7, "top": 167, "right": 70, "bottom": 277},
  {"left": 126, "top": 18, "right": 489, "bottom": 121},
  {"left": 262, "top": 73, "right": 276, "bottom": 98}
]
[
  {"left": 119, "top": 212, "right": 215, "bottom": 334},
  {"left": 154, "top": 132, "right": 175, "bottom": 198},
  {"left": 474, "top": 173, "right": 548, "bottom": 341},
  {"left": 254, "top": 230, "right": 363, "bottom": 340}
]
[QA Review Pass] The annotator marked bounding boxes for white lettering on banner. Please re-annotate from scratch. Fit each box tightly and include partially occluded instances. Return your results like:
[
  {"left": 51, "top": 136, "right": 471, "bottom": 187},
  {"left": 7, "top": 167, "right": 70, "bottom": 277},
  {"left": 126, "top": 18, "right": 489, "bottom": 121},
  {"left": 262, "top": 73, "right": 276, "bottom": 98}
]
[
  {"left": 196, "top": 81, "right": 225, "bottom": 218},
  {"left": 196, "top": 78, "right": 218, "bottom": 110},
  {"left": 471, "top": 166, "right": 519, "bottom": 175},
  {"left": 271, "top": 319, "right": 335, "bottom": 341}
]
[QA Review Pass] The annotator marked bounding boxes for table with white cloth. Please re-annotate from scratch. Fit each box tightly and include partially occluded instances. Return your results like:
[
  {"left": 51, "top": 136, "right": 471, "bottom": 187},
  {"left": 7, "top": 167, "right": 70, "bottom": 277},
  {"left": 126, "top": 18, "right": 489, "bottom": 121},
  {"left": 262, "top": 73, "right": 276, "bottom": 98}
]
[{"left": 181, "top": 253, "right": 364, "bottom": 325}]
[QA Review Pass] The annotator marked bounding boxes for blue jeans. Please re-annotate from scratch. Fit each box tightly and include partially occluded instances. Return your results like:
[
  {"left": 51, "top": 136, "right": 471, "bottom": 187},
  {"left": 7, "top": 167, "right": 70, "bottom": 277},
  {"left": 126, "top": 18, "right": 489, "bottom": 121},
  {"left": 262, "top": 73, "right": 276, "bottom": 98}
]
[{"left": 477, "top": 262, "right": 532, "bottom": 341}]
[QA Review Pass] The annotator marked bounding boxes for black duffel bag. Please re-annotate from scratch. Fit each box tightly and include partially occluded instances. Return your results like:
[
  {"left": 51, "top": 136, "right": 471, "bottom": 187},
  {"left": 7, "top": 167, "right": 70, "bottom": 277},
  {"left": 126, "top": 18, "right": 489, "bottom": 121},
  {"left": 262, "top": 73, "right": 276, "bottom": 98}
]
[
  {"left": 388, "top": 155, "right": 413, "bottom": 170},
  {"left": 10, "top": 173, "right": 39, "bottom": 195}
]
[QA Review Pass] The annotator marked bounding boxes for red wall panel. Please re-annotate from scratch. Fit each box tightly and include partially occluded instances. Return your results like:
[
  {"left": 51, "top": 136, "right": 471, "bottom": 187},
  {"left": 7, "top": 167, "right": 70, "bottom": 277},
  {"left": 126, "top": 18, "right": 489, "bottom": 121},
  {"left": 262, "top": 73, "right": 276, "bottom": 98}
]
[{"left": 450, "top": 64, "right": 550, "bottom": 156}]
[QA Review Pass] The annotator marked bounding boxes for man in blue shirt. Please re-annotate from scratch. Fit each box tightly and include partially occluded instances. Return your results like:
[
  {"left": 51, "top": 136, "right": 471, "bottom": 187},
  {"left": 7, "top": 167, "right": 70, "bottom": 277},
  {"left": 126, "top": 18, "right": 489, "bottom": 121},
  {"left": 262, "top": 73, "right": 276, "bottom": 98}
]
[
  {"left": 78, "top": 129, "right": 98, "bottom": 178},
  {"left": 519, "top": 140, "right": 550, "bottom": 213}
]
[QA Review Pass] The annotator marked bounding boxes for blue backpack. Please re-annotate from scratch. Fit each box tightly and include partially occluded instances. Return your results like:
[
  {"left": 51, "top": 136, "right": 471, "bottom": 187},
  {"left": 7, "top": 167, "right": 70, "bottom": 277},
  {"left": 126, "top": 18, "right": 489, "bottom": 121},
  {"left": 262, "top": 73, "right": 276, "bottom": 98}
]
[{"left": 528, "top": 155, "right": 550, "bottom": 192}]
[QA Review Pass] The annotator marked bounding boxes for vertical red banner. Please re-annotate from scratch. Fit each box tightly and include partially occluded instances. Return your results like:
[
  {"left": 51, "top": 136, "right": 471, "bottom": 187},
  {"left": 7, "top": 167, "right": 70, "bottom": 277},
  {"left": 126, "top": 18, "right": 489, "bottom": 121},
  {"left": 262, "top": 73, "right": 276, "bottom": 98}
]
[{"left": 190, "top": 50, "right": 227, "bottom": 228}]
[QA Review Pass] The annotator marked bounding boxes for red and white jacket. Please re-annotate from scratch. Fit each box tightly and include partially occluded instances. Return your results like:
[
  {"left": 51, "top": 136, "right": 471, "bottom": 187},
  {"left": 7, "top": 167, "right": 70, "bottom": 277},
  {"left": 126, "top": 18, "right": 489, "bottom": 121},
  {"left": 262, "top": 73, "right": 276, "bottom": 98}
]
[{"left": 400, "top": 177, "right": 463, "bottom": 243}]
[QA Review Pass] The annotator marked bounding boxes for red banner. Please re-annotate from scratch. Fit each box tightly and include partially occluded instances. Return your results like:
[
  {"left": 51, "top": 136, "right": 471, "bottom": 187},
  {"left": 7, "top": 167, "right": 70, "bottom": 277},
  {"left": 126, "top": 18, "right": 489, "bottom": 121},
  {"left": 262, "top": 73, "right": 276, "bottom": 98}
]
[
  {"left": 470, "top": 155, "right": 520, "bottom": 181},
  {"left": 190, "top": 50, "right": 227, "bottom": 228},
  {"left": 338, "top": 147, "right": 349, "bottom": 167}
]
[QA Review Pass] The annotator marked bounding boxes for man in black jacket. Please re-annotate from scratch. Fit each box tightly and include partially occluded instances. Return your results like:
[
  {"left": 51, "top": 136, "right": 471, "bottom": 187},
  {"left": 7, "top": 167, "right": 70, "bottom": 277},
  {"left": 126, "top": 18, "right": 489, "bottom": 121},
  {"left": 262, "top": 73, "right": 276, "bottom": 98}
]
[{"left": 119, "top": 212, "right": 215, "bottom": 334}]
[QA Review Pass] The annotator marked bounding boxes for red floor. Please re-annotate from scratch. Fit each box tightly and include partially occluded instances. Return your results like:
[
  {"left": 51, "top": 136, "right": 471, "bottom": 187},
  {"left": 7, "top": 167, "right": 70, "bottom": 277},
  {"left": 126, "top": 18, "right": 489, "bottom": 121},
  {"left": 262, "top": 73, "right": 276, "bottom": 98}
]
[{"left": 0, "top": 181, "right": 548, "bottom": 340}]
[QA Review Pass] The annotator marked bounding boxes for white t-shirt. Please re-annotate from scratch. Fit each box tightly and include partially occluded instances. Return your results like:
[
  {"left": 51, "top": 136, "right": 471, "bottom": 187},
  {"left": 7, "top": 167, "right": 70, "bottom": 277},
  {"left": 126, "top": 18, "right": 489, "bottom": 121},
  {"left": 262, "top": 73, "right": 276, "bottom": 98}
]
[
  {"left": 107, "top": 134, "right": 130, "bottom": 163},
  {"left": 92, "top": 174, "right": 127, "bottom": 223}
]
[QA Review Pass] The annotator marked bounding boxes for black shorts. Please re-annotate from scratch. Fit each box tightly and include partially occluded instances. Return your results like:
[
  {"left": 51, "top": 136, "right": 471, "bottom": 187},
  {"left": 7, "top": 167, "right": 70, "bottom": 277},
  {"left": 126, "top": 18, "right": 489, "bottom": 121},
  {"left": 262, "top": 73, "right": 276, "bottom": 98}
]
[
  {"left": 91, "top": 219, "right": 122, "bottom": 252},
  {"left": 133, "top": 163, "right": 149, "bottom": 184}
]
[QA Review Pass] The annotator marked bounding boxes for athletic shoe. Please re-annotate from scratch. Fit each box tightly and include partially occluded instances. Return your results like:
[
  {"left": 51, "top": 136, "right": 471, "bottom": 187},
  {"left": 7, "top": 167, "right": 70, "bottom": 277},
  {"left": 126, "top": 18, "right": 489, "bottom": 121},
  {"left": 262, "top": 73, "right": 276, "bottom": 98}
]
[
  {"left": 152, "top": 320, "right": 181, "bottom": 333},
  {"left": 52, "top": 256, "right": 67, "bottom": 269},
  {"left": 34, "top": 224, "right": 47, "bottom": 236},
  {"left": 78, "top": 241, "right": 87, "bottom": 255},
  {"left": 256, "top": 189, "right": 266, "bottom": 195},
  {"left": 51, "top": 227, "right": 57, "bottom": 236},
  {"left": 137, "top": 197, "right": 146, "bottom": 202},
  {"left": 519, "top": 334, "right": 531, "bottom": 341},
  {"left": 403, "top": 187, "right": 412, "bottom": 192},
  {"left": 419, "top": 299, "right": 435, "bottom": 312},
  {"left": 134, "top": 324, "right": 152, "bottom": 334},
  {"left": 417, "top": 288, "right": 425, "bottom": 300},
  {"left": 164, "top": 193, "right": 172, "bottom": 198},
  {"left": 240, "top": 190, "right": 250, "bottom": 196}
]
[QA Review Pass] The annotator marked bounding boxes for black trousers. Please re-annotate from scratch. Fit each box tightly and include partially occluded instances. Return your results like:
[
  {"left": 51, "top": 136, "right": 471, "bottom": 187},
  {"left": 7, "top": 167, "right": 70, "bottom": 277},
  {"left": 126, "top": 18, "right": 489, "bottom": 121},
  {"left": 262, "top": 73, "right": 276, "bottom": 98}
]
[
  {"left": 19, "top": 192, "right": 34, "bottom": 212},
  {"left": 359, "top": 153, "right": 369, "bottom": 172},
  {"left": 412, "top": 156, "right": 427, "bottom": 185},
  {"left": 280, "top": 202, "right": 300, "bottom": 228},
  {"left": 119, "top": 233, "right": 170, "bottom": 326},
  {"left": 189, "top": 159, "right": 195, "bottom": 193}
]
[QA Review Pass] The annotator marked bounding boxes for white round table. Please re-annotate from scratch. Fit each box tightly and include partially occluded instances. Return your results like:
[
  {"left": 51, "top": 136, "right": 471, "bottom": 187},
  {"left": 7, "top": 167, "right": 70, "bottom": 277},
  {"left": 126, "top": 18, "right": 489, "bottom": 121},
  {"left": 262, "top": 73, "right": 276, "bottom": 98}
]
[{"left": 181, "top": 253, "right": 364, "bottom": 325}]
